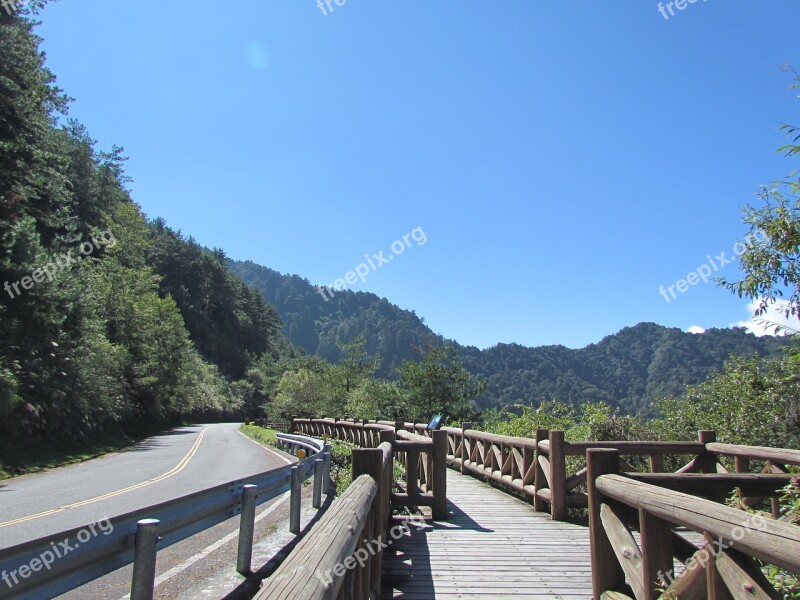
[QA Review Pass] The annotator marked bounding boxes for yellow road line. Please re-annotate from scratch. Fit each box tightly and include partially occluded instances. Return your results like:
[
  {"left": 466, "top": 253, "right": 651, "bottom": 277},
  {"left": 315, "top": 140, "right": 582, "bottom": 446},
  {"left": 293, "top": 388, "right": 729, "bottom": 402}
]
[{"left": 0, "top": 427, "right": 210, "bottom": 529}]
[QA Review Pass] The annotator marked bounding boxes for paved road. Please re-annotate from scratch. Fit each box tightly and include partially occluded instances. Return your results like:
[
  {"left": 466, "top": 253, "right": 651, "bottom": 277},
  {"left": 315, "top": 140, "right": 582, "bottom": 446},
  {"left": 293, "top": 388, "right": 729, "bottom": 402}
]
[{"left": 0, "top": 423, "right": 289, "bottom": 549}]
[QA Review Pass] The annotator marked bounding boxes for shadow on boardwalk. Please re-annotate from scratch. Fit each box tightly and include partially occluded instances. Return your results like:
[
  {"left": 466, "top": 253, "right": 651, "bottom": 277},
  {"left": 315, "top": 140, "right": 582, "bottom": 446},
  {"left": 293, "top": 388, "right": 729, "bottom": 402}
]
[{"left": 382, "top": 469, "right": 594, "bottom": 599}]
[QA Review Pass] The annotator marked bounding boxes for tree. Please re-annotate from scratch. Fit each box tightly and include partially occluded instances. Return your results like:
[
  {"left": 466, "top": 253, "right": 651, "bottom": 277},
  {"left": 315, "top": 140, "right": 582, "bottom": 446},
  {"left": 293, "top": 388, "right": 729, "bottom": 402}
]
[
  {"left": 346, "top": 379, "right": 408, "bottom": 420},
  {"left": 270, "top": 366, "right": 343, "bottom": 421},
  {"left": 336, "top": 336, "right": 380, "bottom": 393},
  {"left": 398, "top": 345, "right": 485, "bottom": 423}
]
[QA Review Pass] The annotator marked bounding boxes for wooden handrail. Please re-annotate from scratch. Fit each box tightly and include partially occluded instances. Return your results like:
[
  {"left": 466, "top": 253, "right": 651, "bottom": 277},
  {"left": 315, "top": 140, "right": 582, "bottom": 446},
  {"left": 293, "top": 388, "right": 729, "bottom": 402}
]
[
  {"left": 293, "top": 418, "right": 448, "bottom": 521},
  {"left": 256, "top": 475, "right": 378, "bottom": 600},
  {"left": 707, "top": 442, "right": 800, "bottom": 466},
  {"left": 623, "top": 472, "right": 795, "bottom": 498},
  {"left": 559, "top": 440, "right": 707, "bottom": 456},
  {"left": 587, "top": 448, "right": 800, "bottom": 599}
]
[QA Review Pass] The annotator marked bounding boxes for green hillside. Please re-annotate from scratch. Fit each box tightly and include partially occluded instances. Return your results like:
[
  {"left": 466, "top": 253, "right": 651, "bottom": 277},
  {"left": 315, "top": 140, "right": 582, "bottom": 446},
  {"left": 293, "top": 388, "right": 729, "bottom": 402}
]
[{"left": 230, "top": 260, "right": 788, "bottom": 415}]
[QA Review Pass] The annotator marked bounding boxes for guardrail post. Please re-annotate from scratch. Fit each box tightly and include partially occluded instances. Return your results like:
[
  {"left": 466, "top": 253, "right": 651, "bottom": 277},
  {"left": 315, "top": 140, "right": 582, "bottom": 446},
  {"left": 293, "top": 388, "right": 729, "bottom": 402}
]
[
  {"left": 533, "top": 428, "right": 548, "bottom": 512},
  {"left": 236, "top": 484, "right": 258, "bottom": 575},
  {"left": 323, "top": 442, "right": 332, "bottom": 493},
  {"left": 313, "top": 459, "right": 324, "bottom": 509},
  {"left": 432, "top": 429, "right": 448, "bottom": 521},
  {"left": 549, "top": 430, "right": 567, "bottom": 521},
  {"left": 460, "top": 422, "right": 472, "bottom": 474},
  {"left": 290, "top": 465, "right": 301, "bottom": 534},
  {"left": 130, "top": 519, "right": 160, "bottom": 600},
  {"left": 289, "top": 416, "right": 298, "bottom": 433},
  {"left": 586, "top": 449, "right": 624, "bottom": 599}
]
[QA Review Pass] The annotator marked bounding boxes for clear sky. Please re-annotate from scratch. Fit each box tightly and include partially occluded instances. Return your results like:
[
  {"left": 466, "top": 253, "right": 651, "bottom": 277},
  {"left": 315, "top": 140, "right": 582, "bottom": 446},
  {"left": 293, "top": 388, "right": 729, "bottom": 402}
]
[{"left": 35, "top": 0, "right": 800, "bottom": 350}]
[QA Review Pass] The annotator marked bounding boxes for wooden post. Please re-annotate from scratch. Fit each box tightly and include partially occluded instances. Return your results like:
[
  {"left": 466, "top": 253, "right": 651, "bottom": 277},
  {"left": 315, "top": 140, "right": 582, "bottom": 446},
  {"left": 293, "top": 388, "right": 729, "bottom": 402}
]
[
  {"left": 353, "top": 447, "right": 382, "bottom": 480},
  {"left": 432, "top": 430, "right": 448, "bottom": 521},
  {"left": 704, "top": 532, "right": 732, "bottom": 600},
  {"left": 649, "top": 454, "right": 664, "bottom": 473},
  {"left": 734, "top": 456, "right": 750, "bottom": 473},
  {"left": 549, "top": 430, "right": 567, "bottom": 521},
  {"left": 352, "top": 447, "right": 386, "bottom": 598},
  {"left": 587, "top": 449, "right": 625, "bottom": 599},
  {"left": 407, "top": 448, "right": 420, "bottom": 500},
  {"left": 534, "top": 429, "right": 548, "bottom": 512},
  {"left": 289, "top": 415, "right": 298, "bottom": 434},
  {"left": 639, "top": 507, "right": 673, "bottom": 600},
  {"left": 698, "top": 430, "right": 718, "bottom": 473},
  {"left": 461, "top": 422, "right": 472, "bottom": 474}
]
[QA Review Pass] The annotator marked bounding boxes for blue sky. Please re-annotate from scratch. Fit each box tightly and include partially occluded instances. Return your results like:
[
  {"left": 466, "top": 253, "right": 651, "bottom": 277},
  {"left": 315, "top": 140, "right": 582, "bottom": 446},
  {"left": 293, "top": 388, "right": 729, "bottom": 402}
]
[{"left": 36, "top": 0, "right": 800, "bottom": 350}]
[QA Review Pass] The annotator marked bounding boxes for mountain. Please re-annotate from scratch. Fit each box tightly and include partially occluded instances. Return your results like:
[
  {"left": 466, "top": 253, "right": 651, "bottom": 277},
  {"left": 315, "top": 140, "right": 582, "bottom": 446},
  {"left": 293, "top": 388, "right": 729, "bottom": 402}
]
[{"left": 230, "top": 260, "right": 789, "bottom": 416}]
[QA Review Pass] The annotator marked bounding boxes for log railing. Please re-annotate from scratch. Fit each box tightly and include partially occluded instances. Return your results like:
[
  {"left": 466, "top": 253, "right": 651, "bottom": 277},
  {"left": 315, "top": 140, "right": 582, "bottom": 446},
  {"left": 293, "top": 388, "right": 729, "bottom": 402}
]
[
  {"left": 293, "top": 418, "right": 800, "bottom": 526},
  {"left": 257, "top": 441, "right": 394, "bottom": 600},
  {"left": 292, "top": 418, "right": 448, "bottom": 520},
  {"left": 441, "top": 423, "right": 537, "bottom": 499},
  {"left": 535, "top": 431, "right": 717, "bottom": 521},
  {"left": 587, "top": 448, "right": 800, "bottom": 600},
  {"left": 440, "top": 424, "right": 718, "bottom": 521}
]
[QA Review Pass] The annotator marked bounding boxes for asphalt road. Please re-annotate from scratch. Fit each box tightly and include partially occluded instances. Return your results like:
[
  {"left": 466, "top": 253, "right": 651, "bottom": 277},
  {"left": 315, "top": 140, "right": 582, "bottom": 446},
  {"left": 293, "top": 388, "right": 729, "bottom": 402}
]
[{"left": 0, "top": 423, "right": 290, "bottom": 549}]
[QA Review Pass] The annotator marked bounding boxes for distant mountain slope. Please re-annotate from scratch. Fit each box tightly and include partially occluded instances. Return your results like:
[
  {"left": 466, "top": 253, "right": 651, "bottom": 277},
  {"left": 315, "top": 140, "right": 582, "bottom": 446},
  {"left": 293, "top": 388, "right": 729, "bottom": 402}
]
[
  {"left": 230, "top": 260, "right": 788, "bottom": 415},
  {"left": 229, "top": 261, "right": 440, "bottom": 375},
  {"left": 460, "top": 324, "right": 788, "bottom": 415}
]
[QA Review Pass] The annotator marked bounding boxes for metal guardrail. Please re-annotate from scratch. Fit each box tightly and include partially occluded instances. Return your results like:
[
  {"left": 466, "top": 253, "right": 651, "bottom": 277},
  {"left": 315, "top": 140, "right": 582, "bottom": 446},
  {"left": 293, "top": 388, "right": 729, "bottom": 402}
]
[{"left": 0, "top": 433, "right": 329, "bottom": 600}]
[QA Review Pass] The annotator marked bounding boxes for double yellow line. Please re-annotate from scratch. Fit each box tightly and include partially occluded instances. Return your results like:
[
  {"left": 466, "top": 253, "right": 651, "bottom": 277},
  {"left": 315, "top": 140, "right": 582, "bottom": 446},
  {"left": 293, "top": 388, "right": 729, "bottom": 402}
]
[{"left": 0, "top": 427, "right": 210, "bottom": 529}]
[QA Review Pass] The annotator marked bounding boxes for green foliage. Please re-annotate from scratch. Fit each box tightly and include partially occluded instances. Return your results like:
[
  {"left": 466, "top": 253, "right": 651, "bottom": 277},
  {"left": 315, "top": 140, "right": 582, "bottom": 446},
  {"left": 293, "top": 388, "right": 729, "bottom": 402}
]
[
  {"left": 270, "top": 363, "right": 343, "bottom": 421},
  {"left": 345, "top": 379, "right": 408, "bottom": 420},
  {"left": 483, "top": 400, "right": 581, "bottom": 438},
  {"left": 398, "top": 345, "right": 485, "bottom": 423},
  {"left": 239, "top": 423, "right": 278, "bottom": 447},
  {"left": 329, "top": 439, "right": 355, "bottom": 496},
  {"left": 719, "top": 178, "right": 800, "bottom": 323},
  {"left": 485, "top": 400, "right": 662, "bottom": 444},
  {"left": 655, "top": 354, "right": 800, "bottom": 449}
]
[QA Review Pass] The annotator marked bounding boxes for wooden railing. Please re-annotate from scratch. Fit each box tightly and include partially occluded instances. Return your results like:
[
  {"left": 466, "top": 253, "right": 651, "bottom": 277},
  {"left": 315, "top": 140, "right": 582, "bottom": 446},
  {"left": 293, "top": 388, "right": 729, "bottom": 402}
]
[
  {"left": 257, "top": 441, "right": 393, "bottom": 600},
  {"left": 587, "top": 448, "right": 800, "bottom": 600},
  {"left": 441, "top": 424, "right": 800, "bottom": 517},
  {"left": 440, "top": 424, "right": 718, "bottom": 520},
  {"left": 292, "top": 418, "right": 448, "bottom": 520},
  {"left": 536, "top": 431, "right": 717, "bottom": 521},
  {"left": 441, "top": 423, "right": 537, "bottom": 498}
]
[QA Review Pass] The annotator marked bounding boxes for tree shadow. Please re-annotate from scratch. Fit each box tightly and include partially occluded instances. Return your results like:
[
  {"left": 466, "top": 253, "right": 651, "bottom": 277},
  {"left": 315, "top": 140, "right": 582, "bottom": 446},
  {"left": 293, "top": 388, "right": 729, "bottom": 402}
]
[{"left": 119, "top": 427, "right": 199, "bottom": 453}]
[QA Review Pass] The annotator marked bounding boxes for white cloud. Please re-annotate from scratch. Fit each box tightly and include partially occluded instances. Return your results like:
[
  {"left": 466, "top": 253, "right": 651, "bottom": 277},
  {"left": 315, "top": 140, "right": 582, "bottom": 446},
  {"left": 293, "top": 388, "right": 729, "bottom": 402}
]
[
  {"left": 686, "top": 325, "right": 705, "bottom": 334},
  {"left": 730, "top": 299, "right": 800, "bottom": 336}
]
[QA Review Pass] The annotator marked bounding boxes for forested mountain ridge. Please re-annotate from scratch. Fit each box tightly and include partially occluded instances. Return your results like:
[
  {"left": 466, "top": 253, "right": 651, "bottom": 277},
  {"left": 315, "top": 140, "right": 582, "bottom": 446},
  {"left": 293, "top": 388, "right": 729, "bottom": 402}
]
[
  {"left": 231, "top": 260, "right": 788, "bottom": 415},
  {"left": 461, "top": 324, "right": 787, "bottom": 415},
  {"left": 229, "top": 260, "right": 441, "bottom": 374}
]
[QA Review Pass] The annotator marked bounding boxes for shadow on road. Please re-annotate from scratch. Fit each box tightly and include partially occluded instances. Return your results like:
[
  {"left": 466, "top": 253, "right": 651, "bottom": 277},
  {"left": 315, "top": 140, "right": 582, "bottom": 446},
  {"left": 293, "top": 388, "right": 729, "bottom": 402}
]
[{"left": 120, "top": 427, "right": 200, "bottom": 453}]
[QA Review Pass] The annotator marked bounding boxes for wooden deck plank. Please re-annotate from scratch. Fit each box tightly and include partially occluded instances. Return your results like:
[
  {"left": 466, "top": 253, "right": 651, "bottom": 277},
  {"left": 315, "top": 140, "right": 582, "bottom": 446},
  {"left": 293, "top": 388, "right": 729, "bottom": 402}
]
[{"left": 382, "top": 469, "right": 594, "bottom": 599}]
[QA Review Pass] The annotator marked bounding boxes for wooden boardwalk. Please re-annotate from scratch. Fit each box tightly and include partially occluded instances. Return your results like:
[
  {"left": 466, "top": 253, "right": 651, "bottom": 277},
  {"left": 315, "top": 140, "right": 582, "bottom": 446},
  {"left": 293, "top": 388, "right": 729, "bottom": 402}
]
[{"left": 382, "top": 469, "right": 594, "bottom": 599}]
